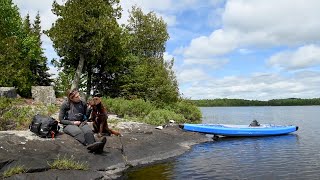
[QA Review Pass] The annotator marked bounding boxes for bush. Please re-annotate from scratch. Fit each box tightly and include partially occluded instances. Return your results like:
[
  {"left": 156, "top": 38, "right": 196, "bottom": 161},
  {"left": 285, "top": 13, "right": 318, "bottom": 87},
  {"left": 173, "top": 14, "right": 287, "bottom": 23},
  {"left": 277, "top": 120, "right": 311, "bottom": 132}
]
[
  {"left": 101, "top": 97, "right": 202, "bottom": 125},
  {"left": 0, "top": 97, "right": 59, "bottom": 130},
  {"left": 102, "top": 98, "right": 155, "bottom": 118},
  {"left": 170, "top": 100, "right": 202, "bottom": 122},
  {"left": 143, "top": 109, "right": 185, "bottom": 125}
]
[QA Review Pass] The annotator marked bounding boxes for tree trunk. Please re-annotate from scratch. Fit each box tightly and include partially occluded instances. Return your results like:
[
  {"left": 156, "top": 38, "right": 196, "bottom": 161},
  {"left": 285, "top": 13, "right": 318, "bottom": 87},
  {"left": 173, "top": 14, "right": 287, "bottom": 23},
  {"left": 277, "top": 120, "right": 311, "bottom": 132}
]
[
  {"left": 86, "top": 65, "right": 92, "bottom": 100},
  {"left": 71, "top": 54, "right": 85, "bottom": 90}
]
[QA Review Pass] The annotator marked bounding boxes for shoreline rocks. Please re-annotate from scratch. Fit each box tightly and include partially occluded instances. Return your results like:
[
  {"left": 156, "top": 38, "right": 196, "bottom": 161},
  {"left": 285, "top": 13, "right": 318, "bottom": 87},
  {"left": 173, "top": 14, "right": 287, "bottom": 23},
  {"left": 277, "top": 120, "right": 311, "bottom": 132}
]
[{"left": 0, "top": 121, "right": 210, "bottom": 179}]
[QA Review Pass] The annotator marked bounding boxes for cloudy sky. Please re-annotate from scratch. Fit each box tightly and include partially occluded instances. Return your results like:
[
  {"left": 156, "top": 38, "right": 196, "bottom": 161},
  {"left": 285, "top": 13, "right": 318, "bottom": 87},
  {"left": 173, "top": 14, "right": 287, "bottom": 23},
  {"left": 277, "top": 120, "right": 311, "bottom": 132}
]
[{"left": 12, "top": 0, "right": 320, "bottom": 100}]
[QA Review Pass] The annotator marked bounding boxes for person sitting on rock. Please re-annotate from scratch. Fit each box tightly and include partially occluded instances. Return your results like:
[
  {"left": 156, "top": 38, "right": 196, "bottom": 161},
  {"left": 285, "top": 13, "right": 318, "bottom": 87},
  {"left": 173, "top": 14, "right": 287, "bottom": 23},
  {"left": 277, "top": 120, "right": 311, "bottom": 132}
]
[
  {"left": 87, "top": 96, "right": 121, "bottom": 137},
  {"left": 58, "top": 89, "right": 106, "bottom": 153}
]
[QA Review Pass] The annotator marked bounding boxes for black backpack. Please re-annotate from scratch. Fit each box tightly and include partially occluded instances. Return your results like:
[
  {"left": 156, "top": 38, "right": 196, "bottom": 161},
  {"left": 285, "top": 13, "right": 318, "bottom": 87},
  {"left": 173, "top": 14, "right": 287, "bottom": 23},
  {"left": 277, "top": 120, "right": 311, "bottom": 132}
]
[{"left": 29, "top": 114, "right": 60, "bottom": 138}]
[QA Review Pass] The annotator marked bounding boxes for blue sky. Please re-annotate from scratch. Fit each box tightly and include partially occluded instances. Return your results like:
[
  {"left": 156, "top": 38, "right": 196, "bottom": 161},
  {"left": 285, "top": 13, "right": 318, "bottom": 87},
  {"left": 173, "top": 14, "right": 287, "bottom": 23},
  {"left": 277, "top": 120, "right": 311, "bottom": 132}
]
[{"left": 13, "top": 0, "right": 320, "bottom": 100}]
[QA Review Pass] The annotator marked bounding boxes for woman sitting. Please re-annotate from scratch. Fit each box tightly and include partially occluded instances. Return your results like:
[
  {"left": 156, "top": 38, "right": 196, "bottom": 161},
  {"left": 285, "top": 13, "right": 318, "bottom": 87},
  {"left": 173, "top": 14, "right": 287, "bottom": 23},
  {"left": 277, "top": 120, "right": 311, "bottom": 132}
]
[{"left": 58, "top": 89, "right": 106, "bottom": 153}]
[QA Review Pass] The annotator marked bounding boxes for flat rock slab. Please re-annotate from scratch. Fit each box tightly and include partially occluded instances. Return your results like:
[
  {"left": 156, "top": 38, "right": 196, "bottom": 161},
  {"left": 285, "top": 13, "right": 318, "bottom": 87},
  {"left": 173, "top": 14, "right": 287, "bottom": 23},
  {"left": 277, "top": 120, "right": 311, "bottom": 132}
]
[{"left": 0, "top": 124, "right": 210, "bottom": 179}]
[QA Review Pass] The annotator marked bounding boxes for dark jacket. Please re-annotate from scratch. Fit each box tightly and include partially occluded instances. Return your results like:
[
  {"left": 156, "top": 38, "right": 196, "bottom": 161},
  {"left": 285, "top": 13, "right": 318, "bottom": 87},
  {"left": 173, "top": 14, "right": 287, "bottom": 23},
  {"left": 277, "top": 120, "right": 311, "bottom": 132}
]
[{"left": 58, "top": 100, "right": 88, "bottom": 125}]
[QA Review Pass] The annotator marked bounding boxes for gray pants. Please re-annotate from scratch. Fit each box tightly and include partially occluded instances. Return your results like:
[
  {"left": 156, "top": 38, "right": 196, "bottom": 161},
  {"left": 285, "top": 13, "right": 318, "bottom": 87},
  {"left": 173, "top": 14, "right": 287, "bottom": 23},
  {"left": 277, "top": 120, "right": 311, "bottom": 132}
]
[{"left": 63, "top": 124, "right": 95, "bottom": 145}]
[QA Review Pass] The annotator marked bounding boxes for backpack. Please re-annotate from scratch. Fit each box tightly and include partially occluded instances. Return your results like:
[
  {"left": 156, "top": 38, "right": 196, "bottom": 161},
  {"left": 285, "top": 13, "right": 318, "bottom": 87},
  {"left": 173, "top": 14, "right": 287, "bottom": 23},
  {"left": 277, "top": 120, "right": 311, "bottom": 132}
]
[{"left": 29, "top": 114, "right": 60, "bottom": 138}]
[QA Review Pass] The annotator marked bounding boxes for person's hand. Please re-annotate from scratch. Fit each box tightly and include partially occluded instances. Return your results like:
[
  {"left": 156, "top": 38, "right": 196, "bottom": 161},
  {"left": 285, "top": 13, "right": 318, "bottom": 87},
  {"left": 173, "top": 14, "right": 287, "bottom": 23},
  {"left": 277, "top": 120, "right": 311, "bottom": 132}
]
[{"left": 73, "top": 121, "right": 81, "bottom": 126}]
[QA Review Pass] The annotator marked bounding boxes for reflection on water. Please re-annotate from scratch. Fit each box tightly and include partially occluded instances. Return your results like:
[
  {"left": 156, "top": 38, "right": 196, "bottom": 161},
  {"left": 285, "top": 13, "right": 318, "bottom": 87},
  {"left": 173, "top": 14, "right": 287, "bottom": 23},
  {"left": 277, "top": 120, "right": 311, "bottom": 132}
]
[
  {"left": 124, "top": 106, "right": 320, "bottom": 180},
  {"left": 124, "top": 162, "right": 174, "bottom": 180}
]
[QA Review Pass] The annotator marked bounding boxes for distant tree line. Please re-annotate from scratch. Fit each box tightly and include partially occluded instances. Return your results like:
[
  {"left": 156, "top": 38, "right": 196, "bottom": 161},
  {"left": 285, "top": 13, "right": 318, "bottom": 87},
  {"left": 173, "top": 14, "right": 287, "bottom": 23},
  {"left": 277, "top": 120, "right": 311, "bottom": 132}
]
[{"left": 190, "top": 98, "right": 320, "bottom": 106}]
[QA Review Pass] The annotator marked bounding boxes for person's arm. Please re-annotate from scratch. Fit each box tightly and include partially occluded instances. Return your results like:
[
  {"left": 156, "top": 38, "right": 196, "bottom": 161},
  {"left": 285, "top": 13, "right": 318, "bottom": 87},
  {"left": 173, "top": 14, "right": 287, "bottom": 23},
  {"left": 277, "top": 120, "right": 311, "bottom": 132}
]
[{"left": 59, "top": 101, "right": 74, "bottom": 125}]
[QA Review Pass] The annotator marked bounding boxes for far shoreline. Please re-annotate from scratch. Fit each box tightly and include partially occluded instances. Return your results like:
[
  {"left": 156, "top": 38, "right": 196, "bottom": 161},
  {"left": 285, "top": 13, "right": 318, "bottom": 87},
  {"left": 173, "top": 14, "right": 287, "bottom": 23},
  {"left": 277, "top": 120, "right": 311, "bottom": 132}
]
[{"left": 190, "top": 98, "right": 320, "bottom": 107}]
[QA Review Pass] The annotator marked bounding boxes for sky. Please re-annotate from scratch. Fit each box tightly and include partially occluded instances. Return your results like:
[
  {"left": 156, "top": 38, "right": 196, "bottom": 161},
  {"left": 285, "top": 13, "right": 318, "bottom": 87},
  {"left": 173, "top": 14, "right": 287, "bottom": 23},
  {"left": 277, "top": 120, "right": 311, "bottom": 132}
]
[{"left": 12, "top": 0, "right": 320, "bottom": 100}]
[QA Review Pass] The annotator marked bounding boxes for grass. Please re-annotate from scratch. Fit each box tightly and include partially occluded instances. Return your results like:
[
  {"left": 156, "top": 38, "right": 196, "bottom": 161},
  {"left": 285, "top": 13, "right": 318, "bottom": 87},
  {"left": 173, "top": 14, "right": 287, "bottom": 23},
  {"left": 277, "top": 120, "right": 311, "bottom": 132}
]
[
  {"left": 48, "top": 155, "right": 88, "bottom": 170},
  {"left": 3, "top": 165, "right": 26, "bottom": 178},
  {"left": 1, "top": 155, "right": 88, "bottom": 178},
  {"left": 0, "top": 97, "right": 59, "bottom": 130}
]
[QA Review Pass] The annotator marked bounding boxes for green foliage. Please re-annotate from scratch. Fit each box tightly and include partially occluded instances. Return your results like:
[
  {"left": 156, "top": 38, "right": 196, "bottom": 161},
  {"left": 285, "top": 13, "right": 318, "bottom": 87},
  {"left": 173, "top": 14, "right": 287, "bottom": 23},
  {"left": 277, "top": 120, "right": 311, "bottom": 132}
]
[
  {"left": 49, "top": 155, "right": 88, "bottom": 170},
  {"left": 143, "top": 109, "right": 185, "bottom": 125},
  {"left": 3, "top": 165, "right": 26, "bottom": 178},
  {"left": 102, "top": 97, "right": 201, "bottom": 125},
  {"left": 167, "top": 100, "right": 202, "bottom": 121},
  {"left": 29, "top": 12, "right": 52, "bottom": 86},
  {"left": 126, "top": 6, "right": 169, "bottom": 58},
  {"left": 53, "top": 70, "right": 74, "bottom": 97},
  {"left": 46, "top": 0, "right": 123, "bottom": 91},
  {"left": 120, "top": 7, "right": 179, "bottom": 105},
  {"left": 102, "top": 98, "right": 155, "bottom": 118},
  {"left": 190, "top": 98, "right": 320, "bottom": 106},
  {"left": 0, "top": 0, "right": 51, "bottom": 97},
  {"left": 0, "top": 97, "right": 59, "bottom": 130}
]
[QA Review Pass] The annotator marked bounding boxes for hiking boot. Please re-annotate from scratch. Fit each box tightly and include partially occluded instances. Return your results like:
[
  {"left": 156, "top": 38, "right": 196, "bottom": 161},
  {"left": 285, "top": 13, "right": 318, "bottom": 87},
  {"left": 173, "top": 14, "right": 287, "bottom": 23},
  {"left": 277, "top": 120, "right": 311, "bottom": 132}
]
[
  {"left": 87, "top": 141, "right": 103, "bottom": 151},
  {"left": 87, "top": 137, "right": 107, "bottom": 153},
  {"left": 95, "top": 137, "right": 106, "bottom": 153}
]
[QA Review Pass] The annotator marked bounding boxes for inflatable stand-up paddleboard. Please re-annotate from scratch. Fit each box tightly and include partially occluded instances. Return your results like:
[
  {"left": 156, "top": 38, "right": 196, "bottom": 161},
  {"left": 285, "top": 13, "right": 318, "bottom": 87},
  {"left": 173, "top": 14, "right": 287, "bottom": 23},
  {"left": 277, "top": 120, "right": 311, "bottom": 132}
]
[{"left": 182, "top": 123, "right": 298, "bottom": 137}]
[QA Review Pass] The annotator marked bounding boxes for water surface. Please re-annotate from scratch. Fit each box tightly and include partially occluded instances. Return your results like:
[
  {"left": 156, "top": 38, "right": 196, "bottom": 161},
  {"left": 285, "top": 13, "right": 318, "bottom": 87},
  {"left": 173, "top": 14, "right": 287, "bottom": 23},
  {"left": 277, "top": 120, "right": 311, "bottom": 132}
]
[{"left": 124, "top": 106, "right": 320, "bottom": 179}]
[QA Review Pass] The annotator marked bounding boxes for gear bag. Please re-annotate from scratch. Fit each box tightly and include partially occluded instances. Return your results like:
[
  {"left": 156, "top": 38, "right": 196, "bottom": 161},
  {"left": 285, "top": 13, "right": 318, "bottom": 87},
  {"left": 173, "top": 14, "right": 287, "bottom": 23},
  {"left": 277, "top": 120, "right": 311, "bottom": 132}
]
[{"left": 29, "top": 114, "right": 60, "bottom": 138}]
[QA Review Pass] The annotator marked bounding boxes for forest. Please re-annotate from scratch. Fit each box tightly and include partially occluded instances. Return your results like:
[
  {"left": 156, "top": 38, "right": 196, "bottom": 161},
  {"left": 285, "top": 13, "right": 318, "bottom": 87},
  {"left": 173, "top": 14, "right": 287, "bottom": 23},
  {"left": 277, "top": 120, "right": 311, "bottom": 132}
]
[
  {"left": 0, "top": 0, "right": 179, "bottom": 107},
  {"left": 190, "top": 98, "right": 320, "bottom": 106},
  {"left": 0, "top": 0, "right": 202, "bottom": 126}
]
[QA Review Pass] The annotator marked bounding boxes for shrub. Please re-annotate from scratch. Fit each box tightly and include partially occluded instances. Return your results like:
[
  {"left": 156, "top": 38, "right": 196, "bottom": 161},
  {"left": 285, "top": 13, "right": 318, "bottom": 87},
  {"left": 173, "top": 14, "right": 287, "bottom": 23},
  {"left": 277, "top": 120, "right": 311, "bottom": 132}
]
[
  {"left": 166, "top": 100, "right": 202, "bottom": 123},
  {"left": 102, "top": 98, "right": 155, "bottom": 118},
  {"left": 0, "top": 97, "right": 59, "bottom": 130},
  {"left": 143, "top": 109, "right": 185, "bottom": 125}
]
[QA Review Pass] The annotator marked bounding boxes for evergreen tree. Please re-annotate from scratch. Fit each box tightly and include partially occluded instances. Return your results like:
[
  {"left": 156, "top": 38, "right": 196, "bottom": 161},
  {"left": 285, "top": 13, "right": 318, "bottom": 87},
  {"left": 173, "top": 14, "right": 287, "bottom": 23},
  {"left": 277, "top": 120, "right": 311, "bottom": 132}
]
[
  {"left": 0, "top": 0, "right": 31, "bottom": 96},
  {"left": 0, "top": 1, "right": 51, "bottom": 97},
  {"left": 31, "top": 12, "right": 51, "bottom": 86},
  {"left": 46, "top": 0, "right": 123, "bottom": 92},
  {"left": 121, "top": 7, "right": 179, "bottom": 105}
]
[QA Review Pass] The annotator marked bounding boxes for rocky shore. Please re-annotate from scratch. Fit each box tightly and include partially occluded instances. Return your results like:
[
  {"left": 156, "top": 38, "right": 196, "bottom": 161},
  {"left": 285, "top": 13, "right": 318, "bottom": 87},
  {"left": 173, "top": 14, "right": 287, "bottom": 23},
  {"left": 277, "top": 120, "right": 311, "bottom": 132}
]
[{"left": 0, "top": 117, "right": 210, "bottom": 179}]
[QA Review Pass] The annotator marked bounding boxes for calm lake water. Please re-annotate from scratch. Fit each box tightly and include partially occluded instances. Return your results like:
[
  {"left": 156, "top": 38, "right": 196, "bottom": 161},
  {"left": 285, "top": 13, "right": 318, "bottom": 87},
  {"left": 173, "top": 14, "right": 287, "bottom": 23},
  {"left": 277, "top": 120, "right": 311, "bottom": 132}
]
[{"left": 123, "top": 106, "right": 320, "bottom": 179}]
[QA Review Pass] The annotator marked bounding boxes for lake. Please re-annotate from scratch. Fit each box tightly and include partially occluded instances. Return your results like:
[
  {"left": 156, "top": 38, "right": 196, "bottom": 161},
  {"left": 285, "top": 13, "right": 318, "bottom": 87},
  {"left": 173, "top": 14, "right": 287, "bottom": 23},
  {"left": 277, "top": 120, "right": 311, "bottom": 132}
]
[{"left": 123, "top": 106, "right": 320, "bottom": 179}]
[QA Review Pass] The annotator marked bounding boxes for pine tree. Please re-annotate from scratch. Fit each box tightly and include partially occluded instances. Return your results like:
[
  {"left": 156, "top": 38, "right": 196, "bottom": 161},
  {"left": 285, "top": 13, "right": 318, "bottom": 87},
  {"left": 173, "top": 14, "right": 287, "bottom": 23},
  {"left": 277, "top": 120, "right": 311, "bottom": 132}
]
[
  {"left": 0, "top": 0, "right": 32, "bottom": 96},
  {"left": 31, "top": 12, "right": 51, "bottom": 86},
  {"left": 121, "top": 7, "right": 179, "bottom": 105}
]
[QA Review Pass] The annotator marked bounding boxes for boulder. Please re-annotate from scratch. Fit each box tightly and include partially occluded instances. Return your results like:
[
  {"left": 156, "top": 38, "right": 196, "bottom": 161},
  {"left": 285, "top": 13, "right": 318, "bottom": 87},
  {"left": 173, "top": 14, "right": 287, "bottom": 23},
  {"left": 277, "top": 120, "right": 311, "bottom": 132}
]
[
  {"left": 31, "top": 86, "right": 56, "bottom": 105},
  {"left": 0, "top": 87, "right": 17, "bottom": 98}
]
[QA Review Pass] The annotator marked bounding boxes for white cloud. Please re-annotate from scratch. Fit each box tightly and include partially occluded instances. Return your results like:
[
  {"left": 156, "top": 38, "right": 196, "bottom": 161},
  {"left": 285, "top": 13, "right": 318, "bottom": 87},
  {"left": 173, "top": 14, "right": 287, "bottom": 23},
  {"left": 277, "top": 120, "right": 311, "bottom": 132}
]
[
  {"left": 267, "top": 45, "right": 320, "bottom": 70},
  {"left": 177, "top": 69, "right": 209, "bottom": 83},
  {"left": 182, "top": 0, "right": 320, "bottom": 57},
  {"left": 181, "top": 71, "right": 320, "bottom": 100},
  {"left": 184, "top": 29, "right": 239, "bottom": 58},
  {"left": 119, "top": 0, "right": 216, "bottom": 26},
  {"left": 47, "top": 65, "right": 59, "bottom": 79},
  {"left": 184, "top": 58, "right": 229, "bottom": 69},
  {"left": 163, "top": 52, "right": 174, "bottom": 63},
  {"left": 238, "top": 48, "right": 252, "bottom": 54}
]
